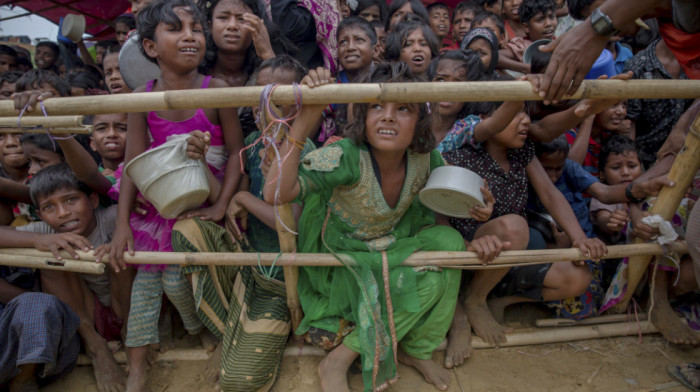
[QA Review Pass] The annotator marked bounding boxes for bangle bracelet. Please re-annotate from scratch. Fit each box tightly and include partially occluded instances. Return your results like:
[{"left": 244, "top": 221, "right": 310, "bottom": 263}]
[
  {"left": 286, "top": 134, "right": 306, "bottom": 151},
  {"left": 625, "top": 184, "right": 644, "bottom": 203}
]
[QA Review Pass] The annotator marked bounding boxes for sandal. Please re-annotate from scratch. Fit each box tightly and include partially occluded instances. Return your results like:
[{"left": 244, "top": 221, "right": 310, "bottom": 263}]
[{"left": 668, "top": 363, "right": 700, "bottom": 392}]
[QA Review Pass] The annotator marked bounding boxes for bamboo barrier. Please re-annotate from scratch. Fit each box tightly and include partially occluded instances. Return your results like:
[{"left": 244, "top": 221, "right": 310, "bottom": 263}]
[
  {"left": 0, "top": 126, "right": 92, "bottom": 134},
  {"left": 0, "top": 241, "right": 687, "bottom": 268},
  {"left": 0, "top": 115, "right": 84, "bottom": 128},
  {"left": 536, "top": 313, "right": 647, "bottom": 327},
  {"left": 76, "top": 319, "right": 660, "bottom": 366},
  {"left": 0, "top": 253, "right": 104, "bottom": 274},
  {"left": 0, "top": 80, "right": 698, "bottom": 116},
  {"left": 612, "top": 112, "right": 700, "bottom": 313}
]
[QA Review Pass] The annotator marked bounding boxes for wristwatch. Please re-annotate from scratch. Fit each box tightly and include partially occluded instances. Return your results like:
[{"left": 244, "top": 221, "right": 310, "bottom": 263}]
[{"left": 590, "top": 8, "right": 619, "bottom": 37}]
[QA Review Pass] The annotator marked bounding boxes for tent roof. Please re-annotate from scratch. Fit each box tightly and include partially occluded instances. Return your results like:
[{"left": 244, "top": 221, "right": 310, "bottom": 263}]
[{"left": 0, "top": 0, "right": 130, "bottom": 40}]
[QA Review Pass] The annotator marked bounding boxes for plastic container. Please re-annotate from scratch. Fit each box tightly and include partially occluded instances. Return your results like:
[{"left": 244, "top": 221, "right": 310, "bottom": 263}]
[
  {"left": 124, "top": 135, "right": 210, "bottom": 219},
  {"left": 61, "top": 14, "right": 86, "bottom": 43},
  {"left": 585, "top": 49, "right": 617, "bottom": 79},
  {"left": 523, "top": 39, "right": 552, "bottom": 65},
  {"left": 119, "top": 31, "right": 161, "bottom": 90},
  {"left": 419, "top": 166, "right": 485, "bottom": 218}
]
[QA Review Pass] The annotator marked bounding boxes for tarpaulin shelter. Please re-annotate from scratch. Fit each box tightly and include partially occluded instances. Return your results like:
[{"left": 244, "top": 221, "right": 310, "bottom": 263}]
[{"left": 0, "top": 0, "right": 131, "bottom": 39}]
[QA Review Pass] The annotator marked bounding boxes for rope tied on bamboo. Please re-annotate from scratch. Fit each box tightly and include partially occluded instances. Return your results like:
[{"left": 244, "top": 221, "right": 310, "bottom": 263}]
[
  {"left": 16, "top": 101, "right": 76, "bottom": 151},
  {"left": 239, "top": 82, "right": 303, "bottom": 236}
]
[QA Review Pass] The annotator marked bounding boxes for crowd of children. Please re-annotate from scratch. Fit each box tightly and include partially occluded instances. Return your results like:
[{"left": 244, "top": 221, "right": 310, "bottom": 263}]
[{"left": 0, "top": 0, "right": 698, "bottom": 391}]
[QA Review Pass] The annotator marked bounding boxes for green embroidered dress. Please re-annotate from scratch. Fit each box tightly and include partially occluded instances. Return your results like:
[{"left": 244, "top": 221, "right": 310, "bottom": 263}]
[{"left": 294, "top": 138, "right": 464, "bottom": 391}]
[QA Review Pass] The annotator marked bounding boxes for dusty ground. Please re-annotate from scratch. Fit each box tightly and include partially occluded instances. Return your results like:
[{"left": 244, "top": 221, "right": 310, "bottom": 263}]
[{"left": 42, "top": 305, "right": 700, "bottom": 392}]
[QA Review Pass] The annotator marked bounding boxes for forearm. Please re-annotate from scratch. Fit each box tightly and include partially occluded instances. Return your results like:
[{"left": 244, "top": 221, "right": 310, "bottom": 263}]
[
  {"left": 567, "top": 121, "right": 592, "bottom": 164},
  {"left": 237, "top": 191, "right": 278, "bottom": 229},
  {"left": 263, "top": 109, "right": 321, "bottom": 204},
  {"left": 598, "top": 0, "right": 667, "bottom": 29},
  {"left": 210, "top": 157, "right": 241, "bottom": 210},
  {"left": 529, "top": 106, "right": 585, "bottom": 143},
  {"left": 76, "top": 40, "right": 98, "bottom": 69},
  {"left": 0, "top": 226, "right": 41, "bottom": 248},
  {"left": 57, "top": 138, "right": 112, "bottom": 194},
  {"left": 115, "top": 177, "right": 137, "bottom": 227},
  {"left": 544, "top": 191, "right": 588, "bottom": 242},
  {"left": 497, "top": 51, "right": 530, "bottom": 73},
  {"left": 0, "top": 177, "right": 30, "bottom": 204},
  {"left": 474, "top": 101, "right": 524, "bottom": 142}
]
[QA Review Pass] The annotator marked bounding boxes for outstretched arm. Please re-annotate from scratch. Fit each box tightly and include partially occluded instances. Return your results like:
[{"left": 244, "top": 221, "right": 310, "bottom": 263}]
[
  {"left": 263, "top": 68, "right": 331, "bottom": 205},
  {"left": 57, "top": 138, "right": 113, "bottom": 195}
]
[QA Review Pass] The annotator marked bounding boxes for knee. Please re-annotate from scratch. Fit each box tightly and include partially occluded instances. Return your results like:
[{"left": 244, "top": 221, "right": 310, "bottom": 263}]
[
  {"left": 562, "top": 266, "right": 593, "bottom": 298},
  {"left": 496, "top": 215, "right": 529, "bottom": 250}
]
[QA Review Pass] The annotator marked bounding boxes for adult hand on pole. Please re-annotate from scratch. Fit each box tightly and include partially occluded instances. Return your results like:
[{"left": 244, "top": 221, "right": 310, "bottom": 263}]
[{"left": 536, "top": 22, "right": 609, "bottom": 104}]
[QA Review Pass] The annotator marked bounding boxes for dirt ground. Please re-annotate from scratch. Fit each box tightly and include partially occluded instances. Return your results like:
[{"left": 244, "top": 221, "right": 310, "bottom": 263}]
[{"left": 40, "top": 334, "right": 700, "bottom": 392}]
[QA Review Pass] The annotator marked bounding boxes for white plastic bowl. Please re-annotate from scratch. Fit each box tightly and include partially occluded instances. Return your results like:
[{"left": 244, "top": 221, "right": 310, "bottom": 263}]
[
  {"left": 419, "top": 166, "right": 485, "bottom": 218},
  {"left": 61, "top": 14, "right": 86, "bottom": 43},
  {"left": 124, "top": 143, "right": 209, "bottom": 219}
]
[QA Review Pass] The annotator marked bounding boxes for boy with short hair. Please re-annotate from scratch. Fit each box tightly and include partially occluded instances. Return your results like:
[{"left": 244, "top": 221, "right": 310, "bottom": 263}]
[
  {"left": 506, "top": 135, "right": 668, "bottom": 319},
  {"left": 472, "top": 11, "right": 507, "bottom": 48},
  {"left": 0, "top": 71, "right": 23, "bottom": 100},
  {"left": 0, "top": 164, "right": 127, "bottom": 392},
  {"left": 337, "top": 16, "right": 379, "bottom": 83},
  {"left": 427, "top": 2, "right": 451, "bottom": 48},
  {"left": 0, "top": 45, "right": 18, "bottom": 73},
  {"left": 518, "top": 0, "right": 558, "bottom": 41},
  {"left": 334, "top": 17, "right": 379, "bottom": 135},
  {"left": 452, "top": 1, "right": 482, "bottom": 47}
]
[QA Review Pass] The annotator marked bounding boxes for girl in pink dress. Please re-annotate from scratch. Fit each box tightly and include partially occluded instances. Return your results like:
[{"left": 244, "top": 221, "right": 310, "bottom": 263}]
[{"left": 107, "top": 0, "right": 244, "bottom": 389}]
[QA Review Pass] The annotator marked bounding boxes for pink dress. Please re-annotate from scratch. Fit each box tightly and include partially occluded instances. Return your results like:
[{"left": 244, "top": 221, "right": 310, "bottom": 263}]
[{"left": 110, "top": 76, "right": 227, "bottom": 270}]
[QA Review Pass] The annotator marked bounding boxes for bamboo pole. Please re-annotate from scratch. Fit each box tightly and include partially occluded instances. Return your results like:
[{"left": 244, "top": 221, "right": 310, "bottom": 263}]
[
  {"left": 0, "top": 253, "right": 105, "bottom": 274},
  {"left": 469, "top": 320, "right": 659, "bottom": 349},
  {"left": 77, "top": 319, "right": 660, "bottom": 366},
  {"left": 1, "top": 80, "right": 698, "bottom": 117},
  {"left": 1, "top": 241, "right": 687, "bottom": 268},
  {"left": 0, "top": 126, "right": 92, "bottom": 134},
  {"left": 612, "top": 112, "right": 700, "bottom": 313},
  {"left": 0, "top": 115, "right": 84, "bottom": 128},
  {"left": 76, "top": 348, "right": 210, "bottom": 365},
  {"left": 536, "top": 313, "right": 647, "bottom": 327},
  {"left": 263, "top": 101, "right": 304, "bottom": 333}
]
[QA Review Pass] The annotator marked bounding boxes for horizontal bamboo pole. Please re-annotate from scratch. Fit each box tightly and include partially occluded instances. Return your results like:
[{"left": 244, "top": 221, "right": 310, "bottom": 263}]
[
  {"left": 1, "top": 242, "right": 686, "bottom": 268},
  {"left": 536, "top": 313, "right": 648, "bottom": 327},
  {"left": 77, "top": 319, "right": 660, "bottom": 366},
  {"left": 0, "top": 115, "right": 84, "bottom": 128},
  {"left": 469, "top": 320, "right": 658, "bottom": 349},
  {"left": 0, "top": 80, "right": 698, "bottom": 117},
  {"left": 0, "top": 253, "right": 105, "bottom": 274},
  {"left": 0, "top": 126, "right": 92, "bottom": 134}
]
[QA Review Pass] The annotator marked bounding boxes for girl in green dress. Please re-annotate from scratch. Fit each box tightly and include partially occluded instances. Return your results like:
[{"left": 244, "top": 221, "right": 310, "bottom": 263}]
[{"left": 264, "top": 62, "right": 499, "bottom": 392}]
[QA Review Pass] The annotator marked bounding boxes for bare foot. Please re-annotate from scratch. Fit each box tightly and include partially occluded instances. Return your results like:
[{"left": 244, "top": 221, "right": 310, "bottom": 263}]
[
  {"left": 198, "top": 329, "right": 218, "bottom": 352},
  {"left": 445, "top": 302, "right": 471, "bottom": 369},
  {"left": 9, "top": 364, "right": 38, "bottom": 392},
  {"left": 464, "top": 299, "right": 510, "bottom": 346},
  {"left": 93, "top": 347, "right": 127, "bottom": 392},
  {"left": 650, "top": 300, "right": 700, "bottom": 345},
  {"left": 205, "top": 342, "right": 223, "bottom": 386},
  {"left": 318, "top": 344, "right": 358, "bottom": 392},
  {"left": 398, "top": 349, "right": 451, "bottom": 391}
]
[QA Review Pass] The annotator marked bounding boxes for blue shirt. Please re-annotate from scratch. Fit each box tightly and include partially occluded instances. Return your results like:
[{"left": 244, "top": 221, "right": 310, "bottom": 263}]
[
  {"left": 528, "top": 159, "right": 598, "bottom": 237},
  {"left": 613, "top": 42, "right": 634, "bottom": 75}
]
